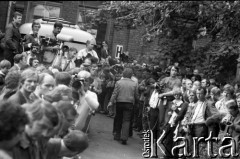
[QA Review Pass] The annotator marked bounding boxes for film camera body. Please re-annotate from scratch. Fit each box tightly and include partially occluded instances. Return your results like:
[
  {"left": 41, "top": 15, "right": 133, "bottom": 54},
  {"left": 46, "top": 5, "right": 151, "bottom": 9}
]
[
  {"left": 72, "top": 74, "right": 85, "bottom": 90},
  {"left": 155, "top": 82, "right": 165, "bottom": 93}
]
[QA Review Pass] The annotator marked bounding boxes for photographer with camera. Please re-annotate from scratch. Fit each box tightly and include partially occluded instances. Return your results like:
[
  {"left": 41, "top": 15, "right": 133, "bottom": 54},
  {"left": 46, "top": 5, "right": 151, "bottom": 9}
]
[
  {"left": 73, "top": 70, "right": 99, "bottom": 133},
  {"left": 23, "top": 20, "right": 42, "bottom": 62},
  {"left": 42, "top": 22, "right": 63, "bottom": 65}
]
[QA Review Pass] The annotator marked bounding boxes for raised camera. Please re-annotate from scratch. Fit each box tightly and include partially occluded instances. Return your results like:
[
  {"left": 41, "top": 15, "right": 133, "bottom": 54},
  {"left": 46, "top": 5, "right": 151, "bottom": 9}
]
[{"left": 72, "top": 76, "right": 85, "bottom": 90}]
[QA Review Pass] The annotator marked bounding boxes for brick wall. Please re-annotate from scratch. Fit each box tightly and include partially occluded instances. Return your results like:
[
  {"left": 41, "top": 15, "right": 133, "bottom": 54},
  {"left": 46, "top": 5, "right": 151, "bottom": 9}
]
[
  {"left": 128, "top": 26, "right": 145, "bottom": 61},
  {"left": 62, "top": 1, "right": 79, "bottom": 23},
  {"left": 105, "top": 19, "right": 115, "bottom": 54},
  {"left": 106, "top": 23, "right": 160, "bottom": 64},
  {"left": 111, "top": 25, "right": 129, "bottom": 57}
]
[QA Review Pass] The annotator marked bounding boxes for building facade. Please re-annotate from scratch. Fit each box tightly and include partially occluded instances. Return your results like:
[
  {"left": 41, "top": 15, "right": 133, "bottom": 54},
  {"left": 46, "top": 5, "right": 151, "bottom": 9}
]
[
  {"left": 0, "top": 1, "right": 161, "bottom": 64},
  {"left": 0, "top": 1, "right": 106, "bottom": 44}
]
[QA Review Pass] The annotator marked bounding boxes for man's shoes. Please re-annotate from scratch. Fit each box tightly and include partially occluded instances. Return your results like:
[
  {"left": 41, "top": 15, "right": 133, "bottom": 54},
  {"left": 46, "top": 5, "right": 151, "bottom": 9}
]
[
  {"left": 121, "top": 140, "right": 127, "bottom": 145},
  {"left": 99, "top": 111, "right": 105, "bottom": 114},
  {"left": 114, "top": 136, "right": 121, "bottom": 141},
  {"left": 106, "top": 113, "right": 113, "bottom": 117}
]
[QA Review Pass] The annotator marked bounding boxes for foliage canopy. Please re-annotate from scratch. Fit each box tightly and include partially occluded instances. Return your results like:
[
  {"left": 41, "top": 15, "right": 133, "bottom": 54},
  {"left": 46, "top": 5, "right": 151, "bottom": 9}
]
[{"left": 87, "top": 1, "right": 240, "bottom": 83}]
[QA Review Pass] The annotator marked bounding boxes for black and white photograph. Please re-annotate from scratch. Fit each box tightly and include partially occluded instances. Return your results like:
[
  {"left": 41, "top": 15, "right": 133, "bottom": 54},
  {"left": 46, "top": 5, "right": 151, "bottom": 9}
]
[{"left": 0, "top": 1, "right": 240, "bottom": 159}]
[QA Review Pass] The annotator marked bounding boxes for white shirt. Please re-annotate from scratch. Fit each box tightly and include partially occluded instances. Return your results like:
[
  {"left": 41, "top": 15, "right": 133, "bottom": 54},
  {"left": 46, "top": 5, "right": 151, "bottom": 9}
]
[
  {"left": 77, "top": 48, "right": 99, "bottom": 60},
  {"left": 215, "top": 98, "right": 229, "bottom": 113},
  {"left": 191, "top": 101, "right": 205, "bottom": 124},
  {"left": 149, "top": 90, "right": 159, "bottom": 109},
  {"left": 74, "top": 90, "right": 99, "bottom": 131}
]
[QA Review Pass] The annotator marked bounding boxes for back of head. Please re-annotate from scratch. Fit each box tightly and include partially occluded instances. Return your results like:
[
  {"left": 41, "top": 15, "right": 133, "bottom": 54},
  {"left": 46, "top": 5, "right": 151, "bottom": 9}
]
[
  {"left": 0, "top": 101, "right": 29, "bottom": 142},
  {"left": 53, "top": 85, "right": 73, "bottom": 101},
  {"left": 63, "top": 130, "right": 88, "bottom": 153},
  {"left": 13, "top": 54, "right": 24, "bottom": 64},
  {"left": 122, "top": 68, "right": 133, "bottom": 78},
  {"left": 211, "top": 87, "right": 221, "bottom": 96},
  {"left": 55, "top": 72, "right": 72, "bottom": 86},
  {"left": 90, "top": 56, "right": 98, "bottom": 64},
  {"left": 5, "top": 70, "right": 21, "bottom": 90},
  {"left": 44, "top": 88, "right": 62, "bottom": 103},
  {"left": 54, "top": 100, "right": 77, "bottom": 118},
  {"left": 0, "top": 60, "right": 11, "bottom": 69},
  {"left": 23, "top": 100, "right": 59, "bottom": 127}
]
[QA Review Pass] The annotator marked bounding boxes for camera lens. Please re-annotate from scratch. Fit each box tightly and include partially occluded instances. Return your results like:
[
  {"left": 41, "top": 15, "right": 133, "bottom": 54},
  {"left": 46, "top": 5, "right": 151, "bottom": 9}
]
[{"left": 72, "top": 80, "right": 82, "bottom": 90}]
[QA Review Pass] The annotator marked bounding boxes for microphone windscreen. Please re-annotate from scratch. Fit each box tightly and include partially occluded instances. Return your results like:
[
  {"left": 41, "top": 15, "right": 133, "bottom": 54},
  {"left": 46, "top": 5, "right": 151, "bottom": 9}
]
[{"left": 56, "top": 34, "right": 74, "bottom": 42}]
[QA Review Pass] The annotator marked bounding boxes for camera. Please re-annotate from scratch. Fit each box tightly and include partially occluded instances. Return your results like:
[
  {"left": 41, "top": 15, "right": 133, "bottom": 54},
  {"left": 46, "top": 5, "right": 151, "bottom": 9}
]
[
  {"left": 72, "top": 75, "right": 85, "bottom": 90},
  {"left": 226, "top": 121, "right": 232, "bottom": 125},
  {"left": 156, "top": 83, "right": 165, "bottom": 92}
]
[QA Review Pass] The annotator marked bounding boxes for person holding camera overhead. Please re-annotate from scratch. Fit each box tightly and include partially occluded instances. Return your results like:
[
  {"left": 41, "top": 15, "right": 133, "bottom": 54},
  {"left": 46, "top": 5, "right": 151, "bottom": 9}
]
[{"left": 74, "top": 70, "right": 99, "bottom": 133}]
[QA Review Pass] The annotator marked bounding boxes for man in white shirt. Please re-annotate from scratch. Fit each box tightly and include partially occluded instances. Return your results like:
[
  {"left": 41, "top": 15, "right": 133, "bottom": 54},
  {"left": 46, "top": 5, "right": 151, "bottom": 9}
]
[
  {"left": 77, "top": 39, "right": 99, "bottom": 65},
  {"left": 189, "top": 88, "right": 216, "bottom": 138}
]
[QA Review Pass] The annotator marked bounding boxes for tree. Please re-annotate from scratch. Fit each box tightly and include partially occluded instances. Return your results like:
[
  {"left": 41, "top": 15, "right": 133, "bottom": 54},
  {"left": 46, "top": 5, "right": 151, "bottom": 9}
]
[{"left": 88, "top": 1, "right": 240, "bottom": 83}]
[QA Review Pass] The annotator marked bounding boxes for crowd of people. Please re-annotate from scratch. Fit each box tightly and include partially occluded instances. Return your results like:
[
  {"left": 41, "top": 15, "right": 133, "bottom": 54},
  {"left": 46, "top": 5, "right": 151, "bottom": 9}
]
[{"left": 1, "top": 11, "right": 240, "bottom": 159}]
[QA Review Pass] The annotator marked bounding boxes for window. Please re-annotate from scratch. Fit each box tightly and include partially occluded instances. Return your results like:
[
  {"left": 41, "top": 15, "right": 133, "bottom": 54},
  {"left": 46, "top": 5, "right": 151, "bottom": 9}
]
[{"left": 27, "top": 1, "right": 62, "bottom": 22}]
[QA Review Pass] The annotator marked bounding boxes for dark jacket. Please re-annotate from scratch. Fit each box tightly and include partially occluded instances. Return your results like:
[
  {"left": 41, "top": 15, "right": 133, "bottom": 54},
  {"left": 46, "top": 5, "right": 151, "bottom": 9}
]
[
  {"left": 4, "top": 22, "right": 22, "bottom": 53},
  {"left": 8, "top": 90, "right": 27, "bottom": 105},
  {"left": 175, "top": 102, "right": 189, "bottom": 124},
  {"left": 23, "top": 34, "right": 42, "bottom": 51},
  {"left": 100, "top": 48, "right": 109, "bottom": 59},
  {"left": 110, "top": 78, "right": 139, "bottom": 104}
]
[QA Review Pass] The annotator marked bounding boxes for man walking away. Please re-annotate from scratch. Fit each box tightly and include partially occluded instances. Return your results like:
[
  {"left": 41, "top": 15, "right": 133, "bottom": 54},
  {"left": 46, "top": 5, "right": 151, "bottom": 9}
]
[{"left": 108, "top": 68, "right": 139, "bottom": 145}]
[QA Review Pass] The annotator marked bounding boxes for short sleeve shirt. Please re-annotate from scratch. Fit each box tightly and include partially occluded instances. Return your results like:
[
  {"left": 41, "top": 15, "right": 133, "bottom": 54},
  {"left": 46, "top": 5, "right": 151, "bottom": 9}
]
[
  {"left": 77, "top": 48, "right": 99, "bottom": 60},
  {"left": 161, "top": 77, "right": 181, "bottom": 93}
]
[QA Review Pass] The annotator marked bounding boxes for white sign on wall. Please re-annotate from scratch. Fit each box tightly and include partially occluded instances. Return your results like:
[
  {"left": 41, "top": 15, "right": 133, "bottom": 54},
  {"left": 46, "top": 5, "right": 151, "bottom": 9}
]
[{"left": 115, "top": 45, "right": 123, "bottom": 58}]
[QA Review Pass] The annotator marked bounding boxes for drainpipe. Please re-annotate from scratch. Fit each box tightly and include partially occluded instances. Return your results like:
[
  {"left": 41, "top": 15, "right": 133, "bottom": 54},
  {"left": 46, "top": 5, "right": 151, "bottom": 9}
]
[{"left": 6, "top": 1, "right": 13, "bottom": 28}]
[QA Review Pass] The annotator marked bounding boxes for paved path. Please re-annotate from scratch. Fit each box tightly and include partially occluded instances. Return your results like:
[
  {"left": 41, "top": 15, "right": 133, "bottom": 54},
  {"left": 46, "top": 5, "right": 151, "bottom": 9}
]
[{"left": 80, "top": 113, "right": 145, "bottom": 159}]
